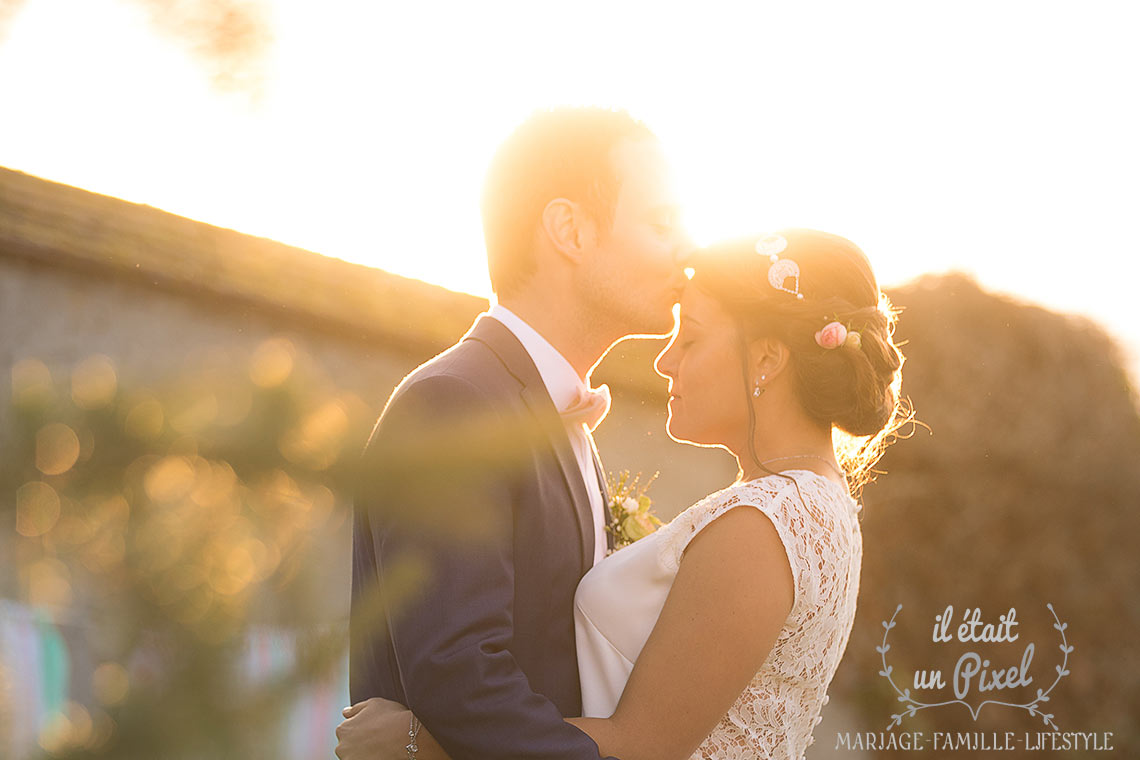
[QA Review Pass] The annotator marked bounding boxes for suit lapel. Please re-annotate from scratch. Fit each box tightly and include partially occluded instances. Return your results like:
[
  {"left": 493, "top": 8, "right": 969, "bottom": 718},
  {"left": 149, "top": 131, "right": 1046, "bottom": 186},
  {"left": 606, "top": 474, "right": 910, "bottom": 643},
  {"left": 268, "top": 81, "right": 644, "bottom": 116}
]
[
  {"left": 592, "top": 442, "right": 611, "bottom": 556},
  {"left": 520, "top": 388, "right": 595, "bottom": 570},
  {"left": 464, "top": 315, "right": 595, "bottom": 571},
  {"left": 587, "top": 433, "right": 614, "bottom": 554}
]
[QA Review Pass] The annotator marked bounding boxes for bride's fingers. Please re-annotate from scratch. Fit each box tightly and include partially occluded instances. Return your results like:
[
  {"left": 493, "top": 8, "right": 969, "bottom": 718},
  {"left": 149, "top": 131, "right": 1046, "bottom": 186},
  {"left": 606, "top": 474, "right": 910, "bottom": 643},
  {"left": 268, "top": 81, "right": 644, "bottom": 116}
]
[{"left": 342, "top": 697, "right": 407, "bottom": 720}]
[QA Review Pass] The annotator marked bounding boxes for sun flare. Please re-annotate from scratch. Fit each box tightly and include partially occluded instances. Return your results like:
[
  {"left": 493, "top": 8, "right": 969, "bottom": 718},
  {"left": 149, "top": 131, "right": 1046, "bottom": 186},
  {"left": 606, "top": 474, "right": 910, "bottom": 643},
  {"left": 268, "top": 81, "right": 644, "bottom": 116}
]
[{"left": 1, "top": 0, "right": 1137, "bottom": 373}]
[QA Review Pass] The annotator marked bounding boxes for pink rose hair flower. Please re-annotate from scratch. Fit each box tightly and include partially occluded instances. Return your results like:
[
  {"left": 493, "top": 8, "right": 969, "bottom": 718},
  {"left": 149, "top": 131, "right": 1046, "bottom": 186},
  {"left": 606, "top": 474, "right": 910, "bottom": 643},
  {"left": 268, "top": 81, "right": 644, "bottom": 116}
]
[{"left": 815, "top": 321, "right": 848, "bottom": 350}]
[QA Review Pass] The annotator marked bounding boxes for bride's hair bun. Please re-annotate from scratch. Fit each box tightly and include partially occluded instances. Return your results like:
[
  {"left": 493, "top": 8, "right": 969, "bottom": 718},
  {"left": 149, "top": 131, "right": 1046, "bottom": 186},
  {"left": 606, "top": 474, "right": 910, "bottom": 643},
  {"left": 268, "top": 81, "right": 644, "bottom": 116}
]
[
  {"left": 801, "top": 300, "right": 902, "bottom": 436},
  {"left": 689, "top": 229, "right": 907, "bottom": 484}
]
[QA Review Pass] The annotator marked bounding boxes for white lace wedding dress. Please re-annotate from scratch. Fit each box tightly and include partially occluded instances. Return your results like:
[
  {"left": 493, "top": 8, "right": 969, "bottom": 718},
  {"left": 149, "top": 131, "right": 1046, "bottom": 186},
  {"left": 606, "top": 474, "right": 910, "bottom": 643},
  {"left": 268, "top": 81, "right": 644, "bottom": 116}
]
[{"left": 574, "top": 471, "right": 863, "bottom": 760}]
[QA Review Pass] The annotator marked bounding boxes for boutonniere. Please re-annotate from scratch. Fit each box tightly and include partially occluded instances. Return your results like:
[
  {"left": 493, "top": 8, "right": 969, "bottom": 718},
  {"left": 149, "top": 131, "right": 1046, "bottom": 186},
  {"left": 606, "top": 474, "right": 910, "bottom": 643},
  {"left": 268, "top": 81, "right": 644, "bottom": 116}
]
[{"left": 605, "top": 470, "right": 663, "bottom": 550}]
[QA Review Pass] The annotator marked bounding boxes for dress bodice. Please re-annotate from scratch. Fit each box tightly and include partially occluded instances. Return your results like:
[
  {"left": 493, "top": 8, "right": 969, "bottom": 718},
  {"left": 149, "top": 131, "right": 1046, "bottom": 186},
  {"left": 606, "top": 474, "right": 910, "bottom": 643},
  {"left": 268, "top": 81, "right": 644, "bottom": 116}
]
[{"left": 573, "top": 471, "right": 863, "bottom": 760}]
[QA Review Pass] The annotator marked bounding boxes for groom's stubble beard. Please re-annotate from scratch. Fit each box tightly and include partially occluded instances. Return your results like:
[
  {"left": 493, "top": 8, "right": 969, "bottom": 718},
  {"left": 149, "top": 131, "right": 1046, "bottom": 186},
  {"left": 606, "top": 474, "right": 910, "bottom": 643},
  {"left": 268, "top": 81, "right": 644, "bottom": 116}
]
[{"left": 575, "top": 263, "right": 677, "bottom": 342}]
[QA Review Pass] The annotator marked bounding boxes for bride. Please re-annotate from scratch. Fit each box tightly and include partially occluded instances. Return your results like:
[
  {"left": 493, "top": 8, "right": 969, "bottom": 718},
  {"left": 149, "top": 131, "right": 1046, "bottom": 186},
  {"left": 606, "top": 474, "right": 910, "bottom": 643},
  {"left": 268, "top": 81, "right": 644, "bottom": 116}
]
[{"left": 337, "top": 229, "right": 906, "bottom": 759}]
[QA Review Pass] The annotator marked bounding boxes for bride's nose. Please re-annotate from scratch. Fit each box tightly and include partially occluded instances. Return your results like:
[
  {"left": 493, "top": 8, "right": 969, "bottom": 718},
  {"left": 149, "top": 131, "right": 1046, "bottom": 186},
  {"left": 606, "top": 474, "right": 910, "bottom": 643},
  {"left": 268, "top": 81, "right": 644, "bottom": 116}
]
[{"left": 654, "top": 341, "right": 678, "bottom": 381}]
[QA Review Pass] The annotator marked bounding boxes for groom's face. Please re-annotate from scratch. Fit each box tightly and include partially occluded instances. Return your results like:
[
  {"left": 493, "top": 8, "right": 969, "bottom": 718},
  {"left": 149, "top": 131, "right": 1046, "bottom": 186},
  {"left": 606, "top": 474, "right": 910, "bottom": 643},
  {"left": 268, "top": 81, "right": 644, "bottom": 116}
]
[{"left": 579, "top": 138, "right": 690, "bottom": 336}]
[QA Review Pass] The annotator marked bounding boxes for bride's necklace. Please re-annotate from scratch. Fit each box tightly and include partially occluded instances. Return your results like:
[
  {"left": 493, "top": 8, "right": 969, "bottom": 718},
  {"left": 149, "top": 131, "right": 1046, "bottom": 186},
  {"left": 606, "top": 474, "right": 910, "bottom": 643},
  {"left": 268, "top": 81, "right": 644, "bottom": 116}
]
[{"left": 755, "top": 454, "right": 845, "bottom": 480}]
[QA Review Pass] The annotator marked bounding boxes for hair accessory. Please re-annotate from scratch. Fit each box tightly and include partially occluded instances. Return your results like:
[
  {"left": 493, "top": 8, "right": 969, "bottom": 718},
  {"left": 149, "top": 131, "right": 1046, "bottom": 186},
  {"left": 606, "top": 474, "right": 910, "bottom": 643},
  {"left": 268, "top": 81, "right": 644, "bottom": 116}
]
[
  {"left": 754, "top": 234, "right": 787, "bottom": 259},
  {"left": 815, "top": 321, "right": 848, "bottom": 349},
  {"left": 767, "top": 259, "right": 802, "bottom": 299},
  {"left": 756, "top": 234, "right": 804, "bottom": 300}
]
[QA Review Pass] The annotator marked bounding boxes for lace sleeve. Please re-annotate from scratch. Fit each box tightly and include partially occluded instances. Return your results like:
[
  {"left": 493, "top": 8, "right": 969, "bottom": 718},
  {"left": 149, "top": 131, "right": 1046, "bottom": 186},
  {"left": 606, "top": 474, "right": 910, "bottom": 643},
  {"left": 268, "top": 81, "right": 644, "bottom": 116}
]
[
  {"left": 657, "top": 478, "right": 807, "bottom": 611},
  {"left": 655, "top": 475, "right": 863, "bottom": 760}
]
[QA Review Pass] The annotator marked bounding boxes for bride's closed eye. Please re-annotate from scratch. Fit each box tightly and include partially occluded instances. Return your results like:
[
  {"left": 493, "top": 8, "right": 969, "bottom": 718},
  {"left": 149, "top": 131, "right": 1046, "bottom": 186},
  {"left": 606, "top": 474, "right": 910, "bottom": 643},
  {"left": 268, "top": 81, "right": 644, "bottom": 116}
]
[{"left": 677, "top": 321, "right": 699, "bottom": 348}]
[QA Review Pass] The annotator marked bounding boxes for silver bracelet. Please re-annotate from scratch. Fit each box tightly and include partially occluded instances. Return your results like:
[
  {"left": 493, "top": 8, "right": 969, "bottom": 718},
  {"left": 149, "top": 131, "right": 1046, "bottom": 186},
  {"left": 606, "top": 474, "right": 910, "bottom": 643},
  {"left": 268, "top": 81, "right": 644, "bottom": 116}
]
[{"left": 405, "top": 714, "right": 421, "bottom": 759}]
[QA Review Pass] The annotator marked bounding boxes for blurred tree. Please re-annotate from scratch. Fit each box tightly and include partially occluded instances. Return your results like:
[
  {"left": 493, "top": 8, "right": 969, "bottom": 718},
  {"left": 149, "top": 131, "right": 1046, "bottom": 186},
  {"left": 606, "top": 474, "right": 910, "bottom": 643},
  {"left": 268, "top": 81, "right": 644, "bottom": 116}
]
[
  {"left": 0, "top": 0, "right": 26, "bottom": 41},
  {"left": 832, "top": 273, "right": 1140, "bottom": 756},
  {"left": 131, "top": 0, "right": 270, "bottom": 95},
  {"left": 0, "top": 0, "right": 270, "bottom": 95},
  {"left": 2, "top": 337, "right": 381, "bottom": 759}
]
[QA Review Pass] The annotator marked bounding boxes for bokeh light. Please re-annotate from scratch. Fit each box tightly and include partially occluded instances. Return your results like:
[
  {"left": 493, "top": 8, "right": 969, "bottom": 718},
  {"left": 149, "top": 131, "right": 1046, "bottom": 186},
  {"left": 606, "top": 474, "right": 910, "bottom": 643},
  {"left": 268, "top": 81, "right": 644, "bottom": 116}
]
[
  {"left": 71, "top": 354, "right": 118, "bottom": 410},
  {"left": 15, "top": 480, "right": 61, "bottom": 537},
  {"left": 11, "top": 357, "right": 56, "bottom": 408},
  {"left": 35, "top": 422, "right": 81, "bottom": 475},
  {"left": 249, "top": 337, "right": 295, "bottom": 388}
]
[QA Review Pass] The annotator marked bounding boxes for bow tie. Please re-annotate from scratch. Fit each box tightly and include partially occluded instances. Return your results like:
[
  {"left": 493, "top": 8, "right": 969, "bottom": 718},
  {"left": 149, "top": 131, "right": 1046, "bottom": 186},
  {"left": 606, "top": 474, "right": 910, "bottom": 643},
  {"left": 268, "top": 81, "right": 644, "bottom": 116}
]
[{"left": 560, "top": 383, "right": 611, "bottom": 432}]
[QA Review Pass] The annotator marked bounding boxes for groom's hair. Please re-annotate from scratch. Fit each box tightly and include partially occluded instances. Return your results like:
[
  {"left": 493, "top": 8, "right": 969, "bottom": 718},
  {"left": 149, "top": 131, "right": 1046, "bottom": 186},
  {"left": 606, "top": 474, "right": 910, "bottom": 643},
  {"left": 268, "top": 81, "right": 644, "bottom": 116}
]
[{"left": 481, "top": 107, "right": 654, "bottom": 297}]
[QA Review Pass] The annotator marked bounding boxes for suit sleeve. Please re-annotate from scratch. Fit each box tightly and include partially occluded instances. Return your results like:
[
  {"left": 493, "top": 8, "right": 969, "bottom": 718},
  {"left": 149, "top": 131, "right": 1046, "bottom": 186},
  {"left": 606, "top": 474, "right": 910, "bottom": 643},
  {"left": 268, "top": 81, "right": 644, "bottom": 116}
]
[{"left": 352, "top": 373, "right": 612, "bottom": 760}]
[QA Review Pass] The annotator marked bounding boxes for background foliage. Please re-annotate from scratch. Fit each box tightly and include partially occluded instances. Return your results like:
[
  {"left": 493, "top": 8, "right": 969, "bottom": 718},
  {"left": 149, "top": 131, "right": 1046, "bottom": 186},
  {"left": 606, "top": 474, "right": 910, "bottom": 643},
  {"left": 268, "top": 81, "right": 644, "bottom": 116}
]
[
  {"left": 3, "top": 273, "right": 1138, "bottom": 757},
  {"left": 2, "top": 338, "right": 371, "bottom": 759},
  {"left": 833, "top": 274, "right": 1140, "bottom": 756}
]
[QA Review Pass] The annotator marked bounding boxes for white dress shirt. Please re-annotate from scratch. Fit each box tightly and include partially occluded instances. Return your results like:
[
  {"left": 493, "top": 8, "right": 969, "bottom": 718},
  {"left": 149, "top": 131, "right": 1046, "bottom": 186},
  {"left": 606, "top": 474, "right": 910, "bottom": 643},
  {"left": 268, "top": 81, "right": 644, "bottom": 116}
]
[{"left": 486, "top": 304, "right": 608, "bottom": 566}]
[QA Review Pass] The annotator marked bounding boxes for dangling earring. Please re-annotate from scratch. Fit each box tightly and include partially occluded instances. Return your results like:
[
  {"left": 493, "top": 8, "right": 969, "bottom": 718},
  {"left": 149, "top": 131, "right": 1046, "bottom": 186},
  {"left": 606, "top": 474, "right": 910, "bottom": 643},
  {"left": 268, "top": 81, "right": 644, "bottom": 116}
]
[{"left": 753, "top": 375, "right": 766, "bottom": 397}]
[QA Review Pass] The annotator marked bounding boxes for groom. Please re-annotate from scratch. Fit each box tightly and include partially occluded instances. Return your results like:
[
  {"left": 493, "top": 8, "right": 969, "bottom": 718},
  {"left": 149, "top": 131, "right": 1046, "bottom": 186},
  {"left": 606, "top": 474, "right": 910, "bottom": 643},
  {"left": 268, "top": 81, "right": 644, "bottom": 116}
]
[{"left": 346, "top": 107, "right": 689, "bottom": 759}]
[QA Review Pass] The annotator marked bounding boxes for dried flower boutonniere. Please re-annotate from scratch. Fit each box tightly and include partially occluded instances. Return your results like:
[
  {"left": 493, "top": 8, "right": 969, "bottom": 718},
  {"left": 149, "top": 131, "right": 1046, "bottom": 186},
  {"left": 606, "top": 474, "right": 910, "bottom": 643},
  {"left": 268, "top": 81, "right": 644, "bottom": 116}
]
[{"left": 605, "top": 470, "right": 663, "bottom": 551}]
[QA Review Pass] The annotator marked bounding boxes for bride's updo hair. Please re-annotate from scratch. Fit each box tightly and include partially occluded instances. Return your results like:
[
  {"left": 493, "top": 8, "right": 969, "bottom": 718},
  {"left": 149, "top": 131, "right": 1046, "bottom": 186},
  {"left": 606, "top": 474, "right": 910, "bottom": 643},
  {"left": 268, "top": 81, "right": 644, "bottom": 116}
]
[{"left": 689, "top": 229, "right": 908, "bottom": 490}]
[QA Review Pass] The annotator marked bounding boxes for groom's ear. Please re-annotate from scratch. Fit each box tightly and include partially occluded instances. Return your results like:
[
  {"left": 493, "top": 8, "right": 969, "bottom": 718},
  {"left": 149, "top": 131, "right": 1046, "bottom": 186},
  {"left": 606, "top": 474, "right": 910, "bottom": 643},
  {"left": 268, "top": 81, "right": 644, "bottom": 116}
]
[{"left": 540, "top": 198, "right": 595, "bottom": 263}]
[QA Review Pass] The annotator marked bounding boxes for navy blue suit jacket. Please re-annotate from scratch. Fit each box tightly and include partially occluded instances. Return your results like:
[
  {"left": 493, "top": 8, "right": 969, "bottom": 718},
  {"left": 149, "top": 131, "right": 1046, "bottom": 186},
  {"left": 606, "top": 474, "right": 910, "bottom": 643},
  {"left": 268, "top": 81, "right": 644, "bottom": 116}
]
[{"left": 349, "top": 315, "right": 616, "bottom": 760}]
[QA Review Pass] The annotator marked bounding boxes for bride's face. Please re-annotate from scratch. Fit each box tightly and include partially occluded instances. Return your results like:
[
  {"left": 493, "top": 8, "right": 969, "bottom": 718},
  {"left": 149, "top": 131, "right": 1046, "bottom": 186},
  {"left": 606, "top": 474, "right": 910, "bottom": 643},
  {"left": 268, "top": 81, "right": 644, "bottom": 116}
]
[{"left": 654, "top": 287, "right": 749, "bottom": 451}]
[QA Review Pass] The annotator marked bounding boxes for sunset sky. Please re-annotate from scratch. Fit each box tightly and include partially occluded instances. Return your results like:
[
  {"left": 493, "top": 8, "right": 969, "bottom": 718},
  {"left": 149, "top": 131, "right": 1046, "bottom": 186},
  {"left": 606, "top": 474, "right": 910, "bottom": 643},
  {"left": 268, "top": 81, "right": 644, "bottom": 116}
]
[{"left": 2, "top": 0, "right": 1138, "bottom": 377}]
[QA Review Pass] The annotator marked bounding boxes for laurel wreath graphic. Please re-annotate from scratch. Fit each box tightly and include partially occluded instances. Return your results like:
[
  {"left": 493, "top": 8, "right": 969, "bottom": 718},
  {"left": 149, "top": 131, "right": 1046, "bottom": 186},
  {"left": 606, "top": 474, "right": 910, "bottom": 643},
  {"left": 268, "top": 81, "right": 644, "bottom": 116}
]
[{"left": 877, "top": 603, "right": 1072, "bottom": 731}]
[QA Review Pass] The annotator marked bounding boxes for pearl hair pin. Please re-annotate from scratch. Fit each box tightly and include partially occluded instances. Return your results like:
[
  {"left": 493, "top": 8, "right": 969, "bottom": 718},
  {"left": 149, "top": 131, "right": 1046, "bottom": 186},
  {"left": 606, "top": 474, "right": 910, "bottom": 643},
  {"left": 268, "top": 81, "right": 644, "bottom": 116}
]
[{"left": 755, "top": 234, "right": 804, "bottom": 300}]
